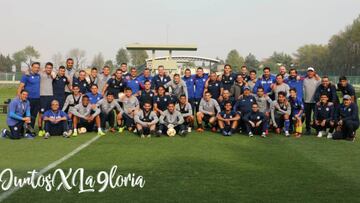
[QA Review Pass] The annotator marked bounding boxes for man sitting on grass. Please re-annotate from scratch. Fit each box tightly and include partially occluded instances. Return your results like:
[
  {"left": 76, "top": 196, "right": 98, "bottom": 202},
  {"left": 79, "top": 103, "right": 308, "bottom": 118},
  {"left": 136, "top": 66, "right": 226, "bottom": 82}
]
[
  {"left": 134, "top": 102, "right": 158, "bottom": 138},
  {"left": 119, "top": 87, "right": 140, "bottom": 132},
  {"left": 244, "top": 103, "right": 267, "bottom": 138},
  {"left": 217, "top": 101, "right": 240, "bottom": 136},
  {"left": 313, "top": 93, "right": 335, "bottom": 138},
  {"left": 42, "top": 100, "right": 71, "bottom": 139},
  {"left": 175, "top": 95, "right": 194, "bottom": 132},
  {"left": 196, "top": 91, "right": 221, "bottom": 132},
  {"left": 2, "top": 90, "right": 35, "bottom": 139},
  {"left": 71, "top": 95, "right": 104, "bottom": 136},
  {"left": 288, "top": 88, "right": 304, "bottom": 137},
  {"left": 96, "top": 92, "right": 123, "bottom": 133},
  {"left": 271, "top": 91, "right": 291, "bottom": 137},
  {"left": 158, "top": 103, "right": 187, "bottom": 137}
]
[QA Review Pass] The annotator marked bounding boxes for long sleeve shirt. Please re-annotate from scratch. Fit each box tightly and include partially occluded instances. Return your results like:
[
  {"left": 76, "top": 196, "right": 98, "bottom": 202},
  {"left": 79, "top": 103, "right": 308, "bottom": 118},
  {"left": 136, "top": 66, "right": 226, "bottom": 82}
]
[
  {"left": 159, "top": 110, "right": 184, "bottom": 126},
  {"left": 271, "top": 101, "right": 291, "bottom": 125},
  {"left": 134, "top": 110, "right": 159, "bottom": 126},
  {"left": 199, "top": 98, "right": 221, "bottom": 115},
  {"left": 175, "top": 103, "right": 193, "bottom": 117},
  {"left": 96, "top": 99, "right": 123, "bottom": 114},
  {"left": 6, "top": 98, "right": 31, "bottom": 126},
  {"left": 71, "top": 103, "right": 100, "bottom": 119}
]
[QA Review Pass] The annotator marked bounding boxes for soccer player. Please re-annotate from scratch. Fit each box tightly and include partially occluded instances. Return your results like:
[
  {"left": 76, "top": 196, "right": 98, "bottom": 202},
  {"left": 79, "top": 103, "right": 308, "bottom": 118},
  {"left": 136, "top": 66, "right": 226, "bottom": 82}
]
[
  {"left": 337, "top": 76, "right": 357, "bottom": 103},
  {"left": 217, "top": 101, "right": 240, "bottom": 136},
  {"left": 335, "top": 95, "right": 359, "bottom": 141},
  {"left": 278, "top": 65, "right": 289, "bottom": 80},
  {"left": 137, "top": 80, "right": 155, "bottom": 108},
  {"left": 254, "top": 87, "right": 272, "bottom": 135},
  {"left": 17, "top": 62, "right": 40, "bottom": 128},
  {"left": 134, "top": 102, "right": 159, "bottom": 138},
  {"left": 182, "top": 68, "right": 195, "bottom": 114},
  {"left": 102, "top": 69, "right": 127, "bottom": 99},
  {"left": 137, "top": 68, "right": 153, "bottom": 89},
  {"left": 38, "top": 62, "right": 56, "bottom": 137},
  {"left": 164, "top": 73, "right": 188, "bottom": 101},
  {"left": 230, "top": 74, "right": 246, "bottom": 100},
  {"left": 1, "top": 90, "right": 34, "bottom": 139},
  {"left": 86, "top": 84, "right": 103, "bottom": 105},
  {"left": 271, "top": 91, "right": 291, "bottom": 137},
  {"left": 71, "top": 95, "right": 104, "bottom": 136},
  {"left": 303, "top": 67, "right": 321, "bottom": 135},
  {"left": 194, "top": 67, "right": 208, "bottom": 112},
  {"left": 313, "top": 93, "right": 335, "bottom": 138},
  {"left": 243, "top": 103, "right": 267, "bottom": 138},
  {"left": 233, "top": 86, "right": 256, "bottom": 132},
  {"left": 204, "top": 72, "right": 222, "bottom": 102},
  {"left": 286, "top": 68, "right": 304, "bottom": 101},
  {"left": 288, "top": 88, "right": 304, "bottom": 137},
  {"left": 220, "top": 64, "right": 237, "bottom": 91},
  {"left": 73, "top": 70, "right": 90, "bottom": 94},
  {"left": 240, "top": 65, "right": 250, "bottom": 82},
  {"left": 175, "top": 95, "right": 194, "bottom": 132},
  {"left": 219, "top": 89, "right": 235, "bottom": 111},
  {"left": 158, "top": 103, "right": 187, "bottom": 137},
  {"left": 119, "top": 87, "right": 140, "bottom": 132},
  {"left": 86, "top": 67, "right": 99, "bottom": 87},
  {"left": 42, "top": 100, "right": 70, "bottom": 139},
  {"left": 126, "top": 67, "right": 141, "bottom": 95},
  {"left": 196, "top": 91, "right": 221, "bottom": 132},
  {"left": 97, "top": 92, "right": 123, "bottom": 133},
  {"left": 314, "top": 76, "right": 339, "bottom": 105},
  {"left": 271, "top": 74, "right": 290, "bottom": 100},
  {"left": 64, "top": 58, "right": 76, "bottom": 96},
  {"left": 52, "top": 66, "right": 71, "bottom": 108},
  {"left": 253, "top": 66, "right": 276, "bottom": 95},
  {"left": 152, "top": 65, "right": 171, "bottom": 90},
  {"left": 247, "top": 70, "right": 257, "bottom": 92},
  {"left": 120, "top": 63, "right": 130, "bottom": 79},
  {"left": 97, "top": 65, "right": 111, "bottom": 93},
  {"left": 153, "top": 85, "right": 172, "bottom": 116}
]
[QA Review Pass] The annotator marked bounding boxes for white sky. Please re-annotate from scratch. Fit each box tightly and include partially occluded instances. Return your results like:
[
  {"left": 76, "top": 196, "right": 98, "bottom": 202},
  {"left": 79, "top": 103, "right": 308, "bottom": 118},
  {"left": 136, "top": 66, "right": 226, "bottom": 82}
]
[{"left": 0, "top": 0, "right": 360, "bottom": 64}]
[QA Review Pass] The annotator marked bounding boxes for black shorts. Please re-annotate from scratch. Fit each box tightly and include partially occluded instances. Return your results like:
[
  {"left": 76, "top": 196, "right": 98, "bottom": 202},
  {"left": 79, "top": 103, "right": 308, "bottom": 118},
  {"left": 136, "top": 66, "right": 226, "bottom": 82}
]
[
  {"left": 274, "top": 115, "right": 285, "bottom": 128},
  {"left": 78, "top": 118, "right": 95, "bottom": 132},
  {"left": 203, "top": 114, "right": 213, "bottom": 123},
  {"left": 40, "top": 96, "right": 54, "bottom": 113},
  {"left": 9, "top": 122, "right": 25, "bottom": 139}
]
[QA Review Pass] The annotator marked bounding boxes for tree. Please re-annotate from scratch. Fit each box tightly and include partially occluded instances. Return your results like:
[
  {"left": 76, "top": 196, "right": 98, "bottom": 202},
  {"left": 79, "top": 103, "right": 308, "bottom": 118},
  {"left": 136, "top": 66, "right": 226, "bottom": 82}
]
[
  {"left": 22, "top": 46, "right": 40, "bottom": 68},
  {"left": 116, "top": 48, "right": 129, "bottom": 66},
  {"left": 104, "top": 60, "right": 115, "bottom": 71},
  {"left": 67, "top": 48, "right": 86, "bottom": 70},
  {"left": 129, "top": 50, "right": 148, "bottom": 67},
  {"left": 12, "top": 50, "right": 26, "bottom": 71},
  {"left": 294, "top": 44, "right": 329, "bottom": 73},
  {"left": 0, "top": 54, "right": 13, "bottom": 72},
  {"left": 244, "top": 53, "right": 260, "bottom": 70},
  {"left": 91, "top": 53, "right": 105, "bottom": 69},
  {"left": 225, "top": 49, "right": 244, "bottom": 71},
  {"left": 52, "top": 52, "right": 64, "bottom": 69},
  {"left": 263, "top": 52, "right": 293, "bottom": 69}
]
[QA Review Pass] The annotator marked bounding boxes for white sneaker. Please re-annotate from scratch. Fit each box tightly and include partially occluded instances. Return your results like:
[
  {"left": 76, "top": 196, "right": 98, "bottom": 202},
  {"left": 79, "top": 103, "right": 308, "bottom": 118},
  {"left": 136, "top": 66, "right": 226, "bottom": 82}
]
[
  {"left": 140, "top": 134, "right": 145, "bottom": 138},
  {"left": 248, "top": 132, "right": 253, "bottom": 137},
  {"left": 63, "top": 132, "right": 70, "bottom": 138},
  {"left": 327, "top": 133, "right": 333, "bottom": 139},
  {"left": 188, "top": 127, "right": 192, "bottom": 133},
  {"left": 285, "top": 131, "right": 290, "bottom": 137},
  {"left": 317, "top": 131, "right": 323, "bottom": 138},
  {"left": 44, "top": 132, "right": 50, "bottom": 139},
  {"left": 146, "top": 134, "right": 151, "bottom": 138},
  {"left": 261, "top": 132, "right": 266, "bottom": 138}
]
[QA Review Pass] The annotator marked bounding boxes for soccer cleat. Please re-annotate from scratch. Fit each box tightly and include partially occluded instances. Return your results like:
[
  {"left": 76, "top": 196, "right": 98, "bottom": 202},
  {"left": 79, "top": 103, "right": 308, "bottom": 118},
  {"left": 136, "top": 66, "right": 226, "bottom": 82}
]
[
  {"left": 188, "top": 127, "right": 192, "bottom": 133},
  {"left": 261, "top": 132, "right": 266, "bottom": 138},
  {"left": 196, "top": 128, "right": 204, "bottom": 132},
  {"left": 24, "top": 133, "right": 34, "bottom": 139},
  {"left": 1, "top": 129, "right": 8, "bottom": 138},
  {"left": 118, "top": 127, "right": 125, "bottom": 133},
  {"left": 63, "top": 131, "right": 70, "bottom": 138},
  {"left": 227, "top": 131, "right": 232, "bottom": 136},
  {"left": 98, "top": 131, "right": 105, "bottom": 136},
  {"left": 248, "top": 132, "right": 254, "bottom": 137},
  {"left": 72, "top": 130, "right": 78, "bottom": 137},
  {"left": 285, "top": 131, "right": 290, "bottom": 137},
  {"left": 140, "top": 134, "right": 145, "bottom": 138},
  {"left": 146, "top": 134, "right": 151, "bottom": 138},
  {"left": 156, "top": 130, "right": 162, "bottom": 137},
  {"left": 44, "top": 132, "right": 50, "bottom": 139},
  {"left": 222, "top": 130, "right": 228, "bottom": 136},
  {"left": 38, "top": 130, "right": 45, "bottom": 137},
  {"left": 211, "top": 127, "right": 217, "bottom": 133},
  {"left": 327, "top": 133, "right": 333, "bottom": 139},
  {"left": 317, "top": 131, "right": 323, "bottom": 138}
]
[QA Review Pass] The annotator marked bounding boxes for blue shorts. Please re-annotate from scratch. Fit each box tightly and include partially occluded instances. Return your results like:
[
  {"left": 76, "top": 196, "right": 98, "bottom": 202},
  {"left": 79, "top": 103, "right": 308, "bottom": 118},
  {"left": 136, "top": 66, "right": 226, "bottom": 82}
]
[{"left": 40, "top": 96, "right": 54, "bottom": 113}]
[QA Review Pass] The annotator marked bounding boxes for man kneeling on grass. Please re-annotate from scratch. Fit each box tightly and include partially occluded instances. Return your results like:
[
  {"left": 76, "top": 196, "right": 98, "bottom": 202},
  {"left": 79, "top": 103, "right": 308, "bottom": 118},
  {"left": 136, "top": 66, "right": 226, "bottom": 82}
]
[
  {"left": 42, "top": 100, "right": 71, "bottom": 139},
  {"left": 271, "top": 91, "right": 291, "bottom": 137},
  {"left": 175, "top": 95, "right": 194, "bottom": 132},
  {"left": 96, "top": 92, "right": 123, "bottom": 133},
  {"left": 71, "top": 95, "right": 105, "bottom": 136},
  {"left": 119, "top": 87, "right": 139, "bottom": 132},
  {"left": 244, "top": 103, "right": 267, "bottom": 138},
  {"left": 217, "top": 101, "right": 239, "bottom": 136},
  {"left": 134, "top": 102, "right": 158, "bottom": 138},
  {"left": 158, "top": 103, "right": 187, "bottom": 137},
  {"left": 313, "top": 93, "right": 335, "bottom": 138},
  {"left": 2, "top": 90, "right": 35, "bottom": 139},
  {"left": 196, "top": 91, "right": 221, "bottom": 132}
]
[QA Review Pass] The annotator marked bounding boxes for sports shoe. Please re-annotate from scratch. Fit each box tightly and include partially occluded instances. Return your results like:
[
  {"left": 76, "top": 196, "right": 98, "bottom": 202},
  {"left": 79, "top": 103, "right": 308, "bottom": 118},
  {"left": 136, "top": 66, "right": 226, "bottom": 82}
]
[
  {"left": 317, "top": 131, "right": 323, "bottom": 138},
  {"left": 38, "top": 130, "right": 45, "bottom": 137},
  {"left": 261, "top": 132, "right": 266, "bottom": 138},
  {"left": 24, "top": 133, "right": 34, "bottom": 139},
  {"left": 63, "top": 131, "right": 70, "bottom": 138},
  {"left": 248, "top": 132, "right": 254, "bottom": 137},
  {"left": 44, "top": 132, "right": 50, "bottom": 139},
  {"left": 227, "top": 131, "right": 232, "bottom": 136},
  {"left": 285, "top": 131, "right": 290, "bottom": 137},
  {"left": 196, "top": 128, "right": 204, "bottom": 132},
  {"left": 72, "top": 130, "right": 78, "bottom": 137},
  {"left": 222, "top": 130, "right": 228, "bottom": 136},
  {"left": 211, "top": 127, "right": 217, "bottom": 133},
  {"left": 118, "top": 127, "right": 125, "bottom": 133},
  {"left": 146, "top": 134, "right": 151, "bottom": 138},
  {"left": 98, "top": 131, "right": 105, "bottom": 136},
  {"left": 188, "top": 127, "right": 192, "bottom": 133},
  {"left": 156, "top": 130, "right": 162, "bottom": 137},
  {"left": 140, "top": 134, "right": 145, "bottom": 138},
  {"left": 327, "top": 133, "right": 333, "bottom": 139},
  {"left": 1, "top": 129, "right": 8, "bottom": 138}
]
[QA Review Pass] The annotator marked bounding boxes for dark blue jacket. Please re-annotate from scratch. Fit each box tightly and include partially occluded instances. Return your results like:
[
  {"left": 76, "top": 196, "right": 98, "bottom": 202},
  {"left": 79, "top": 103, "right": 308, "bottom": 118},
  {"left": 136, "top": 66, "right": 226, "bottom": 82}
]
[{"left": 314, "top": 102, "right": 335, "bottom": 121}]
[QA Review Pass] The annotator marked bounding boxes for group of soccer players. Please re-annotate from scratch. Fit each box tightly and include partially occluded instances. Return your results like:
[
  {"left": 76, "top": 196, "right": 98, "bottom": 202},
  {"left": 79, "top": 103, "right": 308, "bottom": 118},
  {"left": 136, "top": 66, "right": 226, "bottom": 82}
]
[{"left": 2, "top": 58, "right": 359, "bottom": 141}]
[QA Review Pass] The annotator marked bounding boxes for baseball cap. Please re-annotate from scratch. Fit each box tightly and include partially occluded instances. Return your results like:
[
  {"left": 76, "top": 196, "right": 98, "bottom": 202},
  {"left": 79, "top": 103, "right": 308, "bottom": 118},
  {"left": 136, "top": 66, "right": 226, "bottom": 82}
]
[
  {"left": 307, "top": 67, "right": 315, "bottom": 72},
  {"left": 343, "top": 95, "right": 351, "bottom": 100},
  {"left": 243, "top": 86, "right": 250, "bottom": 90}
]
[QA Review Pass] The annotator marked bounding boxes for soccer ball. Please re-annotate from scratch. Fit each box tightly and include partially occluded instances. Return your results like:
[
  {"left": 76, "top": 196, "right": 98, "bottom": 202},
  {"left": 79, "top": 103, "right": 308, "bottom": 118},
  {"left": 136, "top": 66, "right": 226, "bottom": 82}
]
[
  {"left": 78, "top": 127, "right": 87, "bottom": 134},
  {"left": 167, "top": 124, "right": 176, "bottom": 137}
]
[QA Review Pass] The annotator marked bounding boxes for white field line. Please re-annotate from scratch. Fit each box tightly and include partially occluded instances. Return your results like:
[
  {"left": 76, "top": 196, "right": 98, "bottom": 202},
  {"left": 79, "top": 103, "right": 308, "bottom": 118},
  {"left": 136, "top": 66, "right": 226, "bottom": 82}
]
[{"left": 0, "top": 135, "right": 101, "bottom": 202}]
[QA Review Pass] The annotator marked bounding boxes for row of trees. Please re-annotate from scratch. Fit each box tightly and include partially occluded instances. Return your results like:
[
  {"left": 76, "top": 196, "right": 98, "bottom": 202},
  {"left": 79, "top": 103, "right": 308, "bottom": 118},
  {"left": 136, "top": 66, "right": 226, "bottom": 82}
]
[{"left": 225, "top": 15, "right": 360, "bottom": 75}]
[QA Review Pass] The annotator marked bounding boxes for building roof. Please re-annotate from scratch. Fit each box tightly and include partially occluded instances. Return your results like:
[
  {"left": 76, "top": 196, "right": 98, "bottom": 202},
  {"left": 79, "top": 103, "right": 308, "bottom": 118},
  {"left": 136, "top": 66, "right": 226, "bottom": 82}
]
[{"left": 126, "top": 44, "right": 197, "bottom": 51}]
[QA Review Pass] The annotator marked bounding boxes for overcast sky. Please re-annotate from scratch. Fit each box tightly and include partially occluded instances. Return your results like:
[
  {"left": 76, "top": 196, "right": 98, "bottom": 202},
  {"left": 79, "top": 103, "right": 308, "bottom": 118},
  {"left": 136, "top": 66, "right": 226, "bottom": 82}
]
[{"left": 1, "top": 0, "right": 360, "bottom": 64}]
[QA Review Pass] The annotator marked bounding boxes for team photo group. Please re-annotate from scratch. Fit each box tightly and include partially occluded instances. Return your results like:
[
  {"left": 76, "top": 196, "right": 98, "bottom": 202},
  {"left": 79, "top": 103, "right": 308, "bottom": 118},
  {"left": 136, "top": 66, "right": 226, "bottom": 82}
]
[{"left": 2, "top": 58, "right": 359, "bottom": 141}]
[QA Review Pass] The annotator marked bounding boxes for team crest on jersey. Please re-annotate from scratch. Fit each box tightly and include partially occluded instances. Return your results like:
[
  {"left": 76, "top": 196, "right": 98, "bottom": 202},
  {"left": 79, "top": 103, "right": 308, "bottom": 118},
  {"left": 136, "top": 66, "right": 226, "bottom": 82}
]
[
  {"left": 31, "top": 76, "right": 34, "bottom": 79},
  {"left": 164, "top": 98, "right": 167, "bottom": 101},
  {"left": 164, "top": 79, "right": 167, "bottom": 82},
  {"left": 250, "top": 99, "right": 253, "bottom": 102},
  {"left": 230, "top": 77, "right": 233, "bottom": 80},
  {"left": 63, "top": 78, "right": 66, "bottom": 82},
  {"left": 327, "top": 88, "right": 330, "bottom": 92},
  {"left": 83, "top": 84, "right": 86, "bottom": 87},
  {"left": 136, "top": 81, "right": 138, "bottom": 83},
  {"left": 215, "top": 83, "right": 218, "bottom": 86},
  {"left": 203, "top": 79, "right": 206, "bottom": 82},
  {"left": 14, "top": 127, "right": 18, "bottom": 131},
  {"left": 257, "top": 116, "right": 260, "bottom": 119},
  {"left": 326, "top": 107, "right": 329, "bottom": 111},
  {"left": 348, "top": 108, "right": 351, "bottom": 112}
]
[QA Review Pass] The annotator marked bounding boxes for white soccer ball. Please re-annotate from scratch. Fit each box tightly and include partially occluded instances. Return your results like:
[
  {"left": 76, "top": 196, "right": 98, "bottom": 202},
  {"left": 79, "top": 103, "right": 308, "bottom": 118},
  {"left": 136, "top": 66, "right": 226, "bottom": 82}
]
[
  {"left": 167, "top": 124, "right": 176, "bottom": 137},
  {"left": 78, "top": 127, "right": 87, "bottom": 134}
]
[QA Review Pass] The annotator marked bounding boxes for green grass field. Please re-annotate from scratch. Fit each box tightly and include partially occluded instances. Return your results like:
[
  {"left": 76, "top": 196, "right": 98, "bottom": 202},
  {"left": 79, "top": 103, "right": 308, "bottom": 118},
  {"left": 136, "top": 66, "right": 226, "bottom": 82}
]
[{"left": 0, "top": 86, "right": 360, "bottom": 202}]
